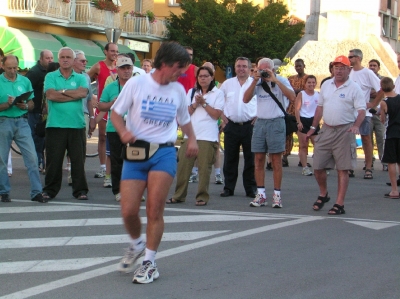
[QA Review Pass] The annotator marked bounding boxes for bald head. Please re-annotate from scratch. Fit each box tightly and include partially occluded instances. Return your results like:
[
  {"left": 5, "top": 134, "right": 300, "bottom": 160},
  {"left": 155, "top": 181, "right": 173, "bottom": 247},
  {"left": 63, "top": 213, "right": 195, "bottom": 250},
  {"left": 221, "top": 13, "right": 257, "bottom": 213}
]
[
  {"left": 202, "top": 62, "right": 215, "bottom": 71},
  {"left": 39, "top": 50, "right": 54, "bottom": 69}
]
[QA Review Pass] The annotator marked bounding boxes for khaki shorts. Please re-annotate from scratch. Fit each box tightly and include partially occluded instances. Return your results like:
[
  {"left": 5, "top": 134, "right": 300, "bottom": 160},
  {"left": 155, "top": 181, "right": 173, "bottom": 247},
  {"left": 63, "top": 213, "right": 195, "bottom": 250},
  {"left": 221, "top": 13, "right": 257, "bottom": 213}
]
[{"left": 313, "top": 123, "right": 357, "bottom": 170}]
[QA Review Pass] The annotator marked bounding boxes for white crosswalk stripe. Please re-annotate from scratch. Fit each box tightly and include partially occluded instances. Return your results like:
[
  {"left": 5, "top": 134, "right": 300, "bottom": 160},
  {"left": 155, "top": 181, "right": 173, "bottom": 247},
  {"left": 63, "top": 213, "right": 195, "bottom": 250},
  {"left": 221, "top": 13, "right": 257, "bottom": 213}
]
[{"left": 0, "top": 202, "right": 291, "bottom": 277}]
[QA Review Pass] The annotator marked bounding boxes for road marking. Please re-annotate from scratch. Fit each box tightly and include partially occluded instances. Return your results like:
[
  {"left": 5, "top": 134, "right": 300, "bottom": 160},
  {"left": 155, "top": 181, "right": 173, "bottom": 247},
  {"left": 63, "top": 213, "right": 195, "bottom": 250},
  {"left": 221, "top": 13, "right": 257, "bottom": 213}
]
[
  {"left": 0, "top": 214, "right": 282, "bottom": 229},
  {"left": 0, "top": 216, "right": 322, "bottom": 299},
  {"left": 0, "top": 257, "right": 119, "bottom": 274},
  {"left": 0, "top": 231, "right": 229, "bottom": 249},
  {"left": 0, "top": 205, "right": 116, "bottom": 214},
  {"left": 344, "top": 220, "right": 399, "bottom": 230}
]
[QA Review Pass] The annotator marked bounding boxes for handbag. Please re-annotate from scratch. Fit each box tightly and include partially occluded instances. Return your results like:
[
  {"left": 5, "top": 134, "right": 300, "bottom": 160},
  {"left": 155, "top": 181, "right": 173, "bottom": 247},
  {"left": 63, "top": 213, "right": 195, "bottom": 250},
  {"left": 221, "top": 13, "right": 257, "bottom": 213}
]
[
  {"left": 34, "top": 94, "right": 47, "bottom": 138},
  {"left": 260, "top": 82, "right": 297, "bottom": 136},
  {"left": 123, "top": 140, "right": 159, "bottom": 161}
]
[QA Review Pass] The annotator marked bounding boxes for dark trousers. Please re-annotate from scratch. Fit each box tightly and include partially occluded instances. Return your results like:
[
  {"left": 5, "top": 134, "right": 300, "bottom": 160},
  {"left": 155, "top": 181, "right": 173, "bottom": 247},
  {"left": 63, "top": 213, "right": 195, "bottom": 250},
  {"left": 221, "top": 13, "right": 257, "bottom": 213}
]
[
  {"left": 44, "top": 128, "right": 88, "bottom": 198},
  {"left": 28, "top": 112, "right": 45, "bottom": 168},
  {"left": 107, "top": 132, "right": 124, "bottom": 195},
  {"left": 223, "top": 121, "right": 256, "bottom": 195}
]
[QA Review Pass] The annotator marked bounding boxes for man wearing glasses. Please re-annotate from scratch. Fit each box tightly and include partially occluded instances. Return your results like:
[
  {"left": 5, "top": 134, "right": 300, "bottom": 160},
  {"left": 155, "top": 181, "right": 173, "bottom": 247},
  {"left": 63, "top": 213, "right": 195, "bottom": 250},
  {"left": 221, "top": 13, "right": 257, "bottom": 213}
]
[
  {"left": 348, "top": 49, "right": 383, "bottom": 179},
  {"left": 73, "top": 50, "right": 95, "bottom": 137},
  {"left": 219, "top": 57, "right": 257, "bottom": 199},
  {"left": 306, "top": 55, "right": 365, "bottom": 215},
  {"left": 243, "top": 58, "right": 295, "bottom": 208}
]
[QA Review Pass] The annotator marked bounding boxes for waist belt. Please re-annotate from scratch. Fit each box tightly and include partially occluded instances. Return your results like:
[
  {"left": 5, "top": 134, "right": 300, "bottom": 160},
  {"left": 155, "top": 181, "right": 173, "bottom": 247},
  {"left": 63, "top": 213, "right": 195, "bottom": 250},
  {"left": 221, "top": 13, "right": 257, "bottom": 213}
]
[
  {"left": 227, "top": 118, "right": 252, "bottom": 125},
  {"left": 159, "top": 142, "right": 175, "bottom": 148},
  {"left": 0, "top": 114, "right": 28, "bottom": 119}
]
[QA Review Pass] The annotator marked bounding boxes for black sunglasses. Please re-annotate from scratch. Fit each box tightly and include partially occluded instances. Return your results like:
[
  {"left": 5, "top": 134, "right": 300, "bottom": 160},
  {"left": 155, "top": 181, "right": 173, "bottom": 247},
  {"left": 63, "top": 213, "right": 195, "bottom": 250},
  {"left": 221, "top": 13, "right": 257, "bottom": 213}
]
[{"left": 348, "top": 56, "right": 358, "bottom": 59}]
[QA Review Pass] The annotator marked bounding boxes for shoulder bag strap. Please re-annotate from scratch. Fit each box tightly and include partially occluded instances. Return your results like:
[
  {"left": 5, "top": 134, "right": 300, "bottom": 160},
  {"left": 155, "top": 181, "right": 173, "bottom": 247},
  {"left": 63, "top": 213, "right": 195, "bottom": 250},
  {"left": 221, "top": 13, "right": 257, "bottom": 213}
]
[{"left": 260, "top": 81, "right": 288, "bottom": 116}]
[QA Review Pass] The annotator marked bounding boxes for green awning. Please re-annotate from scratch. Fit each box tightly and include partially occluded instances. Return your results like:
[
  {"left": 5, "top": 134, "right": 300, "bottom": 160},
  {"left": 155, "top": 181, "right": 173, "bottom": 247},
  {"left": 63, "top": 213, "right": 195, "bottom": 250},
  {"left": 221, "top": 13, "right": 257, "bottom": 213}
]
[
  {"left": 0, "top": 27, "right": 63, "bottom": 69},
  {"left": 51, "top": 34, "right": 105, "bottom": 69},
  {"left": 93, "top": 41, "right": 141, "bottom": 67}
]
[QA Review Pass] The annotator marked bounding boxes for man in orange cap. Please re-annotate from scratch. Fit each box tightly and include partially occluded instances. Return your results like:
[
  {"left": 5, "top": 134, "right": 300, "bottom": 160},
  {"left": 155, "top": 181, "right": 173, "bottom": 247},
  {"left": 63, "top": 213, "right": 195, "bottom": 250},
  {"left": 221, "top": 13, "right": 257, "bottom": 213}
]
[{"left": 306, "top": 55, "right": 366, "bottom": 215}]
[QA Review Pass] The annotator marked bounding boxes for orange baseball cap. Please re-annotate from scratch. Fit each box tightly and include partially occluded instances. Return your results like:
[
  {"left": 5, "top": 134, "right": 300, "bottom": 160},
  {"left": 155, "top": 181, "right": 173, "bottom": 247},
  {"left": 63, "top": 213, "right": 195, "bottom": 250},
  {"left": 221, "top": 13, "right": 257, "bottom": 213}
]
[{"left": 332, "top": 55, "right": 350, "bottom": 67}]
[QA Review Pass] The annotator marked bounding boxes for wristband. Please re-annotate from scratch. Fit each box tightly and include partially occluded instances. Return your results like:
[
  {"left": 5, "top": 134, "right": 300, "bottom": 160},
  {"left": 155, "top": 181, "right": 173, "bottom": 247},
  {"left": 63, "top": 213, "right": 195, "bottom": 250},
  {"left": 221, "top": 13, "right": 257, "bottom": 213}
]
[
  {"left": 25, "top": 103, "right": 28, "bottom": 110},
  {"left": 310, "top": 126, "right": 316, "bottom": 130},
  {"left": 90, "top": 116, "right": 95, "bottom": 119}
]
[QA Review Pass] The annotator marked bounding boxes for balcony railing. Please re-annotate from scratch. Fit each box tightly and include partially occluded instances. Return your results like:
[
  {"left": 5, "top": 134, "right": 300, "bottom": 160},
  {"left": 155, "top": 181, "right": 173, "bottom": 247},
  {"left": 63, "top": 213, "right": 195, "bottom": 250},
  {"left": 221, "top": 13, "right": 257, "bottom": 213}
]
[
  {"left": 123, "top": 15, "right": 167, "bottom": 39},
  {"left": 1, "top": 0, "right": 168, "bottom": 39},
  {"left": 2, "top": 0, "right": 71, "bottom": 20},
  {"left": 71, "top": 1, "right": 120, "bottom": 28}
]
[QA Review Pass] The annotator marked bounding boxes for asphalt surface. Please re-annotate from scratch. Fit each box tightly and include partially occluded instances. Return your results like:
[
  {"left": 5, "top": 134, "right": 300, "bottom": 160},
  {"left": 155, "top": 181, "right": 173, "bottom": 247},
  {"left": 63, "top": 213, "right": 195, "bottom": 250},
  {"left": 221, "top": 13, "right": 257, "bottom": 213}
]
[{"left": 0, "top": 146, "right": 399, "bottom": 299}]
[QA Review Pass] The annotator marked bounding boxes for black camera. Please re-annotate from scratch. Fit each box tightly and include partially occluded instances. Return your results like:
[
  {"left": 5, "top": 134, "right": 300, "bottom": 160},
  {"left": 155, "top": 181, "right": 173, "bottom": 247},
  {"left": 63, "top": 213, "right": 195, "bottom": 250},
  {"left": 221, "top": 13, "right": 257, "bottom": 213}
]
[{"left": 259, "top": 70, "right": 270, "bottom": 78}]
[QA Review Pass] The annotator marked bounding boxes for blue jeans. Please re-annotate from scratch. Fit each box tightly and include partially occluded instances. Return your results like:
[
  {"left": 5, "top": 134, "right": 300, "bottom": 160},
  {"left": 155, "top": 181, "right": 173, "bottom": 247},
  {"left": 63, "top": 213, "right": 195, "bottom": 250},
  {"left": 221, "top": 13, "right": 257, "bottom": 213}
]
[
  {"left": 0, "top": 116, "right": 42, "bottom": 198},
  {"left": 28, "top": 112, "right": 45, "bottom": 168}
]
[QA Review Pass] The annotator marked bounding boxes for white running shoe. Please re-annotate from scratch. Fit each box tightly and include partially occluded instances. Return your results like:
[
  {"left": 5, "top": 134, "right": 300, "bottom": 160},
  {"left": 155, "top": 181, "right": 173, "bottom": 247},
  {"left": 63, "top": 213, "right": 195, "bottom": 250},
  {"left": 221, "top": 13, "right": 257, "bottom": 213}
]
[
  {"left": 103, "top": 175, "right": 112, "bottom": 188},
  {"left": 188, "top": 173, "right": 198, "bottom": 183},
  {"left": 94, "top": 167, "right": 106, "bottom": 178},
  {"left": 250, "top": 193, "right": 266, "bottom": 207},
  {"left": 215, "top": 174, "right": 224, "bottom": 184},
  {"left": 302, "top": 167, "right": 313, "bottom": 176},
  {"left": 132, "top": 260, "right": 160, "bottom": 284},
  {"left": 118, "top": 244, "right": 145, "bottom": 273},
  {"left": 272, "top": 194, "right": 283, "bottom": 208},
  {"left": 115, "top": 193, "right": 121, "bottom": 202}
]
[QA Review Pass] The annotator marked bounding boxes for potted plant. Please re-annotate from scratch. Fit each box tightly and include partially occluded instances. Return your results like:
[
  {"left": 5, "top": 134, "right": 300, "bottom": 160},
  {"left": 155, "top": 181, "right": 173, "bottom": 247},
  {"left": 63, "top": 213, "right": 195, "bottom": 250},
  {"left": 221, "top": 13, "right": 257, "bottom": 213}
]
[
  {"left": 91, "top": 0, "right": 120, "bottom": 13},
  {"left": 124, "top": 10, "right": 156, "bottom": 23}
]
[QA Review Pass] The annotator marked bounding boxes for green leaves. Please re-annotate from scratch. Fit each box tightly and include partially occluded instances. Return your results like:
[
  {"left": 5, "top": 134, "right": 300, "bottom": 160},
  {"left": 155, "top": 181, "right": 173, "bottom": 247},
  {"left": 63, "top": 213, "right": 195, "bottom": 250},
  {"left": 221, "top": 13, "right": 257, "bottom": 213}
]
[{"left": 166, "top": 0, "right": 304, "bottom": 71}]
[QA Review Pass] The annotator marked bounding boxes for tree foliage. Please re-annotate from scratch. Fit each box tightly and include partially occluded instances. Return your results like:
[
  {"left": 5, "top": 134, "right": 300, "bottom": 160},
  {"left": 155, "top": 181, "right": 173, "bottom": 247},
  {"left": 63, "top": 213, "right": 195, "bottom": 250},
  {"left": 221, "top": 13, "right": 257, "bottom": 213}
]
[{"left": 166, "top": 0, "right": 304, "bottom": 70}]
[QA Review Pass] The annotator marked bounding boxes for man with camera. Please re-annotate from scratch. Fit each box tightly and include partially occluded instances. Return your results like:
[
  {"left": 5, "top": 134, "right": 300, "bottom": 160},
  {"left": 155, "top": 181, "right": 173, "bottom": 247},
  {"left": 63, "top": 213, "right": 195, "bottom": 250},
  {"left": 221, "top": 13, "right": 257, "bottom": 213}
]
[{"left": 243, "top": 58, "right": 295, "bottom": 208}]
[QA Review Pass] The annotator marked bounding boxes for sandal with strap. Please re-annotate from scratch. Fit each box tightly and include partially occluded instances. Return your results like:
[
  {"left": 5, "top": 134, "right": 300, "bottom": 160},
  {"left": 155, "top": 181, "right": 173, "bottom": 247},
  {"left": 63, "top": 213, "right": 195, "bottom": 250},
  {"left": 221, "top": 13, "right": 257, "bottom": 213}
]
[
  {"left": 363, "top": 169, "right": 373, "bottom": 179},
  {"left": 312, "top": 193, "right": 330, "bottom": 211},
  {"left": 328, "top": 204, "right": 345, "bottom": 215}
]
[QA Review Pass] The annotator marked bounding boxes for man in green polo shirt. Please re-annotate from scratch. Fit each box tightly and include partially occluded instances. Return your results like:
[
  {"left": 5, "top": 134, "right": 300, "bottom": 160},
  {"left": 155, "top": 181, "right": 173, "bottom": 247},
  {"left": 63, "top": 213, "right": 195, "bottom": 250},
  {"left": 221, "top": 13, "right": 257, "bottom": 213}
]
[
  {"left": 98, "top": 56, "right": 134, "bottom": 202},
  {"left": 43, "top": 47, "right": 89, "bottom": 200},
  {"left": 0, "top": 55, "right": 46, "bottom": 203}
]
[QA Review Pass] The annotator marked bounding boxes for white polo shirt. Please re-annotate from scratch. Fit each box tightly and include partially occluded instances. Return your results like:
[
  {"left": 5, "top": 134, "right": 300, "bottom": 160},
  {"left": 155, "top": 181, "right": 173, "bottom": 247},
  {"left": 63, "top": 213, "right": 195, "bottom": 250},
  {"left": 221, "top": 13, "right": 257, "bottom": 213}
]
[
  {"left": 219, "top": 76, "right": 257, "bottom": 123},
  {"left": 318, "top": 78, "right": 366, "bottom": 126}
]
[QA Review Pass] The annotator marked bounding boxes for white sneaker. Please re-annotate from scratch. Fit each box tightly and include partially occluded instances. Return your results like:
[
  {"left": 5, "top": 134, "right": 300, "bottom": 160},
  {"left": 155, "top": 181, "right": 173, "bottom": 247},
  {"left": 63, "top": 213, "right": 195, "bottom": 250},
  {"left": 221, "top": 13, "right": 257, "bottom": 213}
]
[
  {"left": 272, "top": 194, "right": 283, "bottom": 208},
  {"left": 188, "top": 173, "right": 198, "bottom": 183},
  {"left": 94, "top": 167, "right": 106, "bottom": 178},
  {"left": 103, "top": 175, "right": 112, "bottom": 188},
  {"left": 249, "top": 193, "right": 266, "bottom": 207},
  {"left": 115, "top": 193, "right": 121, "bottom": 202},
  {"left": 118, "top": 244, "right": 145, "bottom": 273},
  {"left": 302, "top": 167, "right": 313, "bottom": 176},
  {"left": 215, "top": 174, "right": 224, "bottom": 184},
  {"left": 141, "top": 195, "right": 146, "bottom": 202},
  {"left": 132, "top": 260, "right": 160, "bottom": 284}
]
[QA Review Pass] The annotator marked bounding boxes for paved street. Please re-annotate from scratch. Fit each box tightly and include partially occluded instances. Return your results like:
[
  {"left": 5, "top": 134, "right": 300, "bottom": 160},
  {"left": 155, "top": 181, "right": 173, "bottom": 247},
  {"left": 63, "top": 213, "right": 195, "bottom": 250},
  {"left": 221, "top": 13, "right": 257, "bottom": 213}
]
[{"left": 1, "top": 148, "right": 399, "bottom": 299}]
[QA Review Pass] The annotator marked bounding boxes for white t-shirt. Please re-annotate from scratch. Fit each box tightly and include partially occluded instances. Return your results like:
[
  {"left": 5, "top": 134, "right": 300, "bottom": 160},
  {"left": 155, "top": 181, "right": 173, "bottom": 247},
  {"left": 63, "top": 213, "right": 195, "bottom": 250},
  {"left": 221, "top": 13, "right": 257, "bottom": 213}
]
[
  {"left": 394, "top": 75, "right": 400, "bottom": 94},
  {"left": 318, "top": 78, "right": 366, "bottom": 126},
  {"left": 253, "top": 75, "right": 293, "bottom": 119},
  {"left": 111, "top": 73, "right": 190, "bottom": 143},
  {"left": 349, "top": 68, "right": 380, "bottom": 117},
  {"left": 299, "top": 90, "right": 319, "bottom": 118},
  {"left": 186, "top": 86, "right": 224, "bottom": 142},
  {"left": 219, "top": 76, "right": 257, "bottom": 123}
]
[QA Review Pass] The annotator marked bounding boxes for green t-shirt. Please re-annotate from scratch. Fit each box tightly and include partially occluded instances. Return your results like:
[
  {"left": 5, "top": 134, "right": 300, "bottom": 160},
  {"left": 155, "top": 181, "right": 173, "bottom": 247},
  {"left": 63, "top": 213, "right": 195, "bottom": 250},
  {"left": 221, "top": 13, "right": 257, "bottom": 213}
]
[
  {"left": 100, "top": 80, "right": 122, "bottom": 132},
  {"left": 0, "top": 74, "right": 34, "bottom": 118},
  {"left": 44, "top": 69, "right": 88, "bottom": 129}
]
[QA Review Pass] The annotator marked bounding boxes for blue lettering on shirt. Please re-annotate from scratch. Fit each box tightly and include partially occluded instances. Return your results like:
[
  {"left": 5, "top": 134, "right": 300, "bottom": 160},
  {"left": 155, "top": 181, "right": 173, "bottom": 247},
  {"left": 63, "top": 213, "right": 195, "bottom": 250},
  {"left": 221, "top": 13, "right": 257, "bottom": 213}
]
[{"left": 339, "top": 93, "right": 345, "bottom": 98}]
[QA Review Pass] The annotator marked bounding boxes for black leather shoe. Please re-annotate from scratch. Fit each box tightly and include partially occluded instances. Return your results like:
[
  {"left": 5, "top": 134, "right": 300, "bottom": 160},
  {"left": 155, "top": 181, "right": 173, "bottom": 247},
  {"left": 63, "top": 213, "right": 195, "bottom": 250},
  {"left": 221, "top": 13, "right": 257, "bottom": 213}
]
[
  {"left": 220, "top": 189, "right": 234, "bottom": 197},
  {"left": 386, "top": 179, "right": 400, "bottom": 186},
  {"left": 246, "top": 193, "right": 256, "bottom": 198}
]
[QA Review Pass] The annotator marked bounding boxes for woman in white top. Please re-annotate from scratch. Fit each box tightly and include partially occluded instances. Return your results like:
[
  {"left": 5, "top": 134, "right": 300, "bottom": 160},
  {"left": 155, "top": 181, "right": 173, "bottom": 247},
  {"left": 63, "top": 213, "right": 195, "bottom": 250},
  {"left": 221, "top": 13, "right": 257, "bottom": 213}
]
[
  {"left": 168, "top": 66, "right": 224, "bottom": 206},
  {"left": 295, "top": 75, "right": 320, "bottom": 176}
]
